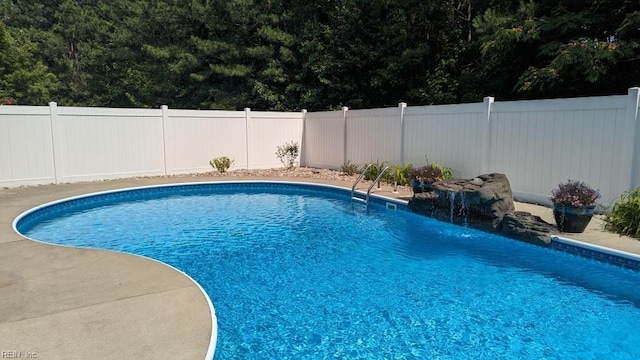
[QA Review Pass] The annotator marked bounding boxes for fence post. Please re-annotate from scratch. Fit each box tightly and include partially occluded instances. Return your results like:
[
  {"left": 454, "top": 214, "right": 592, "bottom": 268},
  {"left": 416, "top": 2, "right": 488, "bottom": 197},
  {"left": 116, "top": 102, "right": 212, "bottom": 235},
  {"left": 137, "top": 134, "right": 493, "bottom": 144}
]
[
  {"left": 160, "top": 105, "right": 169, "bottom": 175},
  {"left": 245, "top": 108, "right": 251, "bottom": 169},
  {"left": 398, "top": 102, "right": 407, "bottom": 165},
  {"left": 625, "top": 87, "right": 640, "bottom": 191},
  {"left": 48, "top": 102, "right": 63, "bottom": 184},
  {"left": 342, "top": 106, "right": 349, "bottom": 166},
  {"left": 480, "top": 96, "right": 495, "bottom": 175},
  {"left": 300, "top": 109, "right": 307, "bottom": 167}
]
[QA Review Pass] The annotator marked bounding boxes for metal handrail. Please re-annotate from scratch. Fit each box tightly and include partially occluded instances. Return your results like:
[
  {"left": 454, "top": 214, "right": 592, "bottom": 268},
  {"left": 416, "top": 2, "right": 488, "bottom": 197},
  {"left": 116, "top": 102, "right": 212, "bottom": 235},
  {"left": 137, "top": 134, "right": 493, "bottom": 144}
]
[
  {"left": 351, "top": 163, "right": 374, "bottom": 198},
  {"left": 366, "top": 165, "right": 392, "bottom": 204}
]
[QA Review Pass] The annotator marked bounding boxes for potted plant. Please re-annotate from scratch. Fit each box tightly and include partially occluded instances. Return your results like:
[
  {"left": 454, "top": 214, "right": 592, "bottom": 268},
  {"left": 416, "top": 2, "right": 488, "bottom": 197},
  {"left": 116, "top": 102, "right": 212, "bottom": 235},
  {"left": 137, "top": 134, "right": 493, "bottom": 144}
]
[
  {"left": 410, "top": 165, "right": 444, "bottom": 193},
  {"left": 549, "top": 179, "right": 601, "bottom": 233}
]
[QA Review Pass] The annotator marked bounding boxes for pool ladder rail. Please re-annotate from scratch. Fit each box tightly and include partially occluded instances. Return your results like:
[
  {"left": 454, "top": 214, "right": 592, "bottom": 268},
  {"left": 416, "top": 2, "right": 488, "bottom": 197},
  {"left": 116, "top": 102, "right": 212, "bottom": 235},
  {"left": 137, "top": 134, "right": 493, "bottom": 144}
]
[{"left": 351, "top": 165, "right": 395, "bottom": 206}]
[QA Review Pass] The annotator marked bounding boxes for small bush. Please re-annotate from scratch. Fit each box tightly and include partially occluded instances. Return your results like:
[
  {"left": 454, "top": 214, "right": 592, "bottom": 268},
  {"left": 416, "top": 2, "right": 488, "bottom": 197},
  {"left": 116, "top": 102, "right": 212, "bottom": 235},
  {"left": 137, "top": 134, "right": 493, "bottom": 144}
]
[
  {"left": 358, "top": 161, "right": 414, "bottom": 185},
  {"left": 341, "top": 161, "right": 360, "bottom": 176},
  {"left": 413, "top": 157, "right": 455, "bottom": 182},
  {"left": 400, "top": 163, "right": 413, "bottom": 185},
  {"left": 433, "top": 162, "right": 454, "bottom": 181},
  {"left": 410, "top": 165, "right": 443, "bottom": 183},
  {"left": 421, "top": 157, "right": 455, "bottom": 181},
  {"left": 363, "top": 159, "right": 387, "bottom": 181},
  {"left": 359, "top": 160, "right": 415, "bottom": 185},
  {"left": 276, "top": 141, "right": 299, "bottom": 169},
  {"left": 604, "top": 187, "right": 640, "bottom": 238},
  {"left": 384, "top": 163, "right": 413, "bottom": 185},
  {"left": 210, "top": 156, "right": 234, "bottom": 173}
]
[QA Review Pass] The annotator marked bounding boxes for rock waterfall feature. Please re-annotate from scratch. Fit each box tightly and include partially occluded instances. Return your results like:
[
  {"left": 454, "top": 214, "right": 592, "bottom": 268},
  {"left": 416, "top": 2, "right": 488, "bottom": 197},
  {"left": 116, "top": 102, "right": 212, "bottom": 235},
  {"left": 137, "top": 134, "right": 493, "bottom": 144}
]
[{"left": 408, "top": 173, "right": 558, "bottom": 246}]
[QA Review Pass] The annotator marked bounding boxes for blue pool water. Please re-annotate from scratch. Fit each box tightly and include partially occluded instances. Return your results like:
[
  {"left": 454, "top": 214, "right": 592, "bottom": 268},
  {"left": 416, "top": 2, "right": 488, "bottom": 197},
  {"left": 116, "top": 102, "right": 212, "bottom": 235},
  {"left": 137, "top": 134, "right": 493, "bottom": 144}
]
[{"left": 16, "top": 183, "right": 640, "bottom": 359}]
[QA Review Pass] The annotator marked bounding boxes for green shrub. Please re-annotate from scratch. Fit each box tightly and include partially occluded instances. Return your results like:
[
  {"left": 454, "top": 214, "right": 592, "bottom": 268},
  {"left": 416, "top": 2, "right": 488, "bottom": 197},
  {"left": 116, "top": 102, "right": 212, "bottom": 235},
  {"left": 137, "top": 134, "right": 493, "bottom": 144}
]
[
  {"left": 359, "top": 161, "right": 413, "bottom": 185},
  {"left": 210, "top": 156, "right": 234, "bottom": 173},
  {"left": 363, "top": 159, "right": 387, "bottom": 181},
  {"left": 276, "top": 141, "right": 299, "bottom": 169},
  {"left": 604, "top": 187, "right": 640, "bottom": 238},
  {"left": 411, "top": 158, "right": 455, "bottom": 184},
  {"left": 385, "top": 163, "right": 413, "bottom": 185},
  {"left": 401, "top": 163, "right": 413, "bottom": 184},
  {"left": 431, "top": 162, "right": 454, "bottom": 181},
  {"left": 340, "top": 161, "right": 360, "bottom": 176}
]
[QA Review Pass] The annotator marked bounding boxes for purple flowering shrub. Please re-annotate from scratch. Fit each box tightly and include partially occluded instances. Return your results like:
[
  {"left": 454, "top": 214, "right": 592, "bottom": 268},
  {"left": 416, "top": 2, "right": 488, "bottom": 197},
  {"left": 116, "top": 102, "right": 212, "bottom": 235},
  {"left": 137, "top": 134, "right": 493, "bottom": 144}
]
[
  {"left": 549, "top": 180, "right": 600, "bottom": 207},
  {"left": 410, "top": 165, "right": 443, "bottom": 183}
]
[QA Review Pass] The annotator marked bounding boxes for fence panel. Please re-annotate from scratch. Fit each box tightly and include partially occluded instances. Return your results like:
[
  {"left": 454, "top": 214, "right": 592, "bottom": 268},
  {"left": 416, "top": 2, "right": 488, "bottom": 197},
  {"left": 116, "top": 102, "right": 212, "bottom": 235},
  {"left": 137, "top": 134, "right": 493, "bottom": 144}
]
[
  {"left": 490, "top": 96, "right": 628, "bottom": 206},
  {"left": 1, "top": 90, "right": 638, "bottom": 206},
  {"left": 403, "top": 103, "right": 486, "bottom": 178},
  {"left": 0, "top": 106, "right": 56, "bottom": 187},
  {"left": 164, "top": 109, "right": 247, "bottom": 174},
  {"left": 247, "top": 111, "right": 304, "bottom": 169},
  {"left": 55, "top": 107, "right": 165, "bottom": 182},
  {"left": 630, "top": 90, "right": 640, "bottom": 191},
  {"left": 345, "top": 107, "right": 401, "bottom": 166},
  {"left": 302, "top": 110, "right": 344, "bottom": 169}
]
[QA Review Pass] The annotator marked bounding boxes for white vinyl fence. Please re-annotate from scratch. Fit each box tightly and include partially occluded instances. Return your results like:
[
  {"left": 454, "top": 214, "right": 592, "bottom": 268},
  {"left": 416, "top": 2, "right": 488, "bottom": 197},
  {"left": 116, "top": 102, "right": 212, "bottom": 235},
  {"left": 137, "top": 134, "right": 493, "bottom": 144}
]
[
  {"left": 302, "top": 108, "right": 346, "bottom": 169},
  {"left": 0, "top": 104, "right": 304, "bottom": 187},
  {"left": 488, "top": 95, "right": 636, "bottom": 207},
  {"left": 0, "top": 106, "right": 57, "bottom": 186},
  {"left": 1, "top": 88, "right": 639, "bottom": 207},
  {"left": 53, "top": 106, "right": 166, "bottom": 183},
  {"left": 162, "top": 108, "right": 303, "bottom": 174},
  {"left": 402, "top": 100, "right": 491, "bottom": 178},
  {"left": 303, "top": 88, "right": 640, "bottom": 207}
]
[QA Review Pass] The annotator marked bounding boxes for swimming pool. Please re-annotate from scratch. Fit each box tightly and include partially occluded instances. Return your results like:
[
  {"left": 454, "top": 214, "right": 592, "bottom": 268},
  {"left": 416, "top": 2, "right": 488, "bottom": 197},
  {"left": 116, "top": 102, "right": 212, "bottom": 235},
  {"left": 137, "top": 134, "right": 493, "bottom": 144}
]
[{"left": 15, "top": 182, "right": 640, "bottom": 359}]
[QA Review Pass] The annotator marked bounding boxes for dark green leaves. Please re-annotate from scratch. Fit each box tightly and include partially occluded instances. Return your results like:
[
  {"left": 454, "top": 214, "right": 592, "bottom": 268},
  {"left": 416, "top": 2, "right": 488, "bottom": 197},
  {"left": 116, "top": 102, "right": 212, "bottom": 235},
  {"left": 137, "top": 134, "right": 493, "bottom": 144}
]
[{"left": 3, "top": 0, "right": 638, "bottom": 108}]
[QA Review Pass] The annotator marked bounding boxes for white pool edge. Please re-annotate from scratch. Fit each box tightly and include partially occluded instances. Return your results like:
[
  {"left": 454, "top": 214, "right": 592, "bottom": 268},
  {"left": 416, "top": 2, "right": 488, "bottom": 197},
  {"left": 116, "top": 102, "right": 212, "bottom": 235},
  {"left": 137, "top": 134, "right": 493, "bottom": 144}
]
[
  {"left": 552, "top": 235, "right": 640, "bottom": 262},
  {"left": 11, "top": 229, "right": 219, "bottom": 360}
]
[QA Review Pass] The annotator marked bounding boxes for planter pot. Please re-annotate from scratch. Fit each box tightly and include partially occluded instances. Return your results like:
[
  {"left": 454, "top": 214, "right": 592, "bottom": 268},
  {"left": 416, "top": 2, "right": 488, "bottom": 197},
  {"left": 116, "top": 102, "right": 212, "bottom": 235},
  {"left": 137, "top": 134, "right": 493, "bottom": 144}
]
[
  {"left": 411, "top": 179, "right": 422, "bottom": 193},
  {"left": 411, "top": 179, "right": 433, "bottom": 193},
  {"left": 553, "top": 205, "right": 595, "bottom": 233}
]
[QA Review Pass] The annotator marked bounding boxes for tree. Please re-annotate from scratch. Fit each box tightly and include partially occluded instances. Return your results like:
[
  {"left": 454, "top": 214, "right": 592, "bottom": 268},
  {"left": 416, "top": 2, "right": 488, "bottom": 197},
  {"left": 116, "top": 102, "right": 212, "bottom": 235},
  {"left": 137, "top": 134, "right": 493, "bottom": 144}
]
[
  {"left": 185, "top": 0, "right": 299, "bottom": 110},
  {"left": 294, "top": 0, "right": 476, "bottom": 109},
  {"left": 0, "top": 21, "right": 58, "bottom": 104},
  {"left": 4, "top": 0, "right": 634, "bottom": 108},
  {"left": 474, "top": 0, "right": 640, "bottom": 99},
  {"left": 97, "top": 0, "right": 202, "bottom": 108}
]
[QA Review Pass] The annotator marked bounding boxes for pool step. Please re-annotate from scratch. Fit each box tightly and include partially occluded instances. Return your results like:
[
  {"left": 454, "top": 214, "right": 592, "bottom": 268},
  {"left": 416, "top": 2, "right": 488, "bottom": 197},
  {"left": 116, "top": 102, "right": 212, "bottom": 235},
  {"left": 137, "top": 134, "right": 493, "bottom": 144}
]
[{"left": 351, "top": 195, "right": 367, "bottom": 203}]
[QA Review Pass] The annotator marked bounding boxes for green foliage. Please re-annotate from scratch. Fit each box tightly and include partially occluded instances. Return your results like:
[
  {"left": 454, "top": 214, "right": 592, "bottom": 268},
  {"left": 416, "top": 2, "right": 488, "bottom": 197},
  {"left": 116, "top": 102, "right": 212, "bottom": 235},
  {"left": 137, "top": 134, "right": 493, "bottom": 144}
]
[
  {"left": 363, "top": 160, "right": 388, "bottom": 181},
  {"left": 384, "top": 163, "right": 413, "bottom": 186},
  {"left": 431, "top": 162, "right": 454, "bottom": 181},
  {"left": 210, "top": 156, "right": 234, "bottom": 173},
  {"left": 474, "top": 0, "right": 640, "bottom": 99},
  {"left": 340, "top": 161, "right": 360, "bottom": 176},
  {"left": 604, "top": 188, "right": 640, "bottom": 238},
  {"left": 275, "top": 141, "right": 299, "bottom": 169},
  {"left": 413, "top": 157, "right": 455, "bottom": 181},
  {"left": 360, "top": 161, "right": 416, "bottom": 185},
  {"left": 0, "top": 22, "right": 58, "bottom": 104},
  {"left": 2, "top": 0, "right": 637, "bottom": 107},
  {"left": 187, "top": 0, "right": 299, "bottom": 110}
]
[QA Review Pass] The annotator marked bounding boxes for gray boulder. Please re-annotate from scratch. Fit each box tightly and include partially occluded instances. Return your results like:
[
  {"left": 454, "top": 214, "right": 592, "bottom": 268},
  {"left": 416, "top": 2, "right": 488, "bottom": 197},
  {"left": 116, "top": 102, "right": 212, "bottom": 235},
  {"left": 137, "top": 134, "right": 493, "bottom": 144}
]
[
  {"left": 430, "top": 173, "right": 515, "bottom": 231},
  {"left": 502, "top": 212, "right": 559, "bottom": 246},
  {"left": 408, "top": 173, "right": 557, "bottom": 246}
]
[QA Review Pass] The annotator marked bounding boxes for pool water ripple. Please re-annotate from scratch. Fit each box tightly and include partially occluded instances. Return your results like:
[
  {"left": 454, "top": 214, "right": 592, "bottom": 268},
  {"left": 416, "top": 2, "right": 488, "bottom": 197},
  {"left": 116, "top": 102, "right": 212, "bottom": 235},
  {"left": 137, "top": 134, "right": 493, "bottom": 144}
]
[{"left": 16, "top": 184, "right": 640, "bottom": 359}]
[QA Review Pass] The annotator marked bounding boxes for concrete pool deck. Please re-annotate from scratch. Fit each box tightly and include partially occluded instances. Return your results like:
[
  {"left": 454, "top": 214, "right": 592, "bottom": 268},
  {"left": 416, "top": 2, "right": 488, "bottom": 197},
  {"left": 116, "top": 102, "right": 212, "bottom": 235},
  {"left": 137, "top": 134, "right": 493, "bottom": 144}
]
[{"left": 1, "top": 175, "right": 639, "bottom": 359}]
